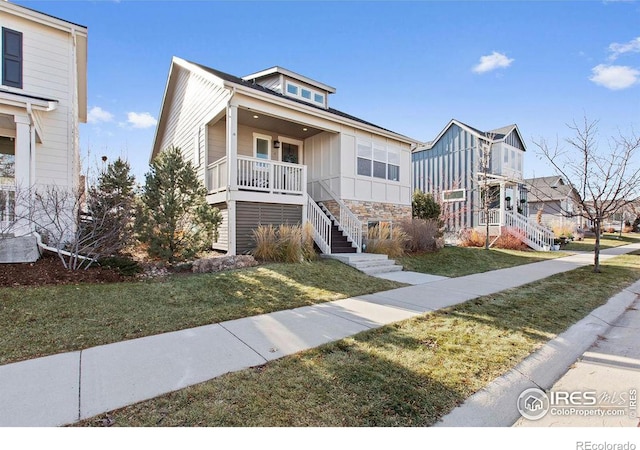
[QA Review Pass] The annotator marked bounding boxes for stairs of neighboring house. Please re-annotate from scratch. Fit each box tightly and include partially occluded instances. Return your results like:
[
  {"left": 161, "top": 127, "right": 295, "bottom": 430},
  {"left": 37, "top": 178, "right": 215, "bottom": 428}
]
[
  {"left": 503, "top": 209, "right": 555, "bottom": 251},
  {"left": 323, "top": 253, "right": 403, "bottom": 275}
]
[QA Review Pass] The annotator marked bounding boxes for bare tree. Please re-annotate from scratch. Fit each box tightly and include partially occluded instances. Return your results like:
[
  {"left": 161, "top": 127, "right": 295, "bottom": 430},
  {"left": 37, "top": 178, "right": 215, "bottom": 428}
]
[
  {"left": 30, "top": 184, "right": 128, "bottom": 270},
  {"left": 534, "top": 117, "right": 640, "bottom": 272}
]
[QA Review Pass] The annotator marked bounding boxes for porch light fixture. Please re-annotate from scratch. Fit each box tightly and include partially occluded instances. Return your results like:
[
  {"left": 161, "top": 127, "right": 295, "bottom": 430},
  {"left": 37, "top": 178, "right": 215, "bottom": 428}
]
[
  {"left": 302, "top": 127, "right": 308, "bottom": 131},
  {"left": 274, "top": 140, "right": 280, "bottom": 149},
  {"left": 253, "top": 115, "right": 259, "bottom": 119}
]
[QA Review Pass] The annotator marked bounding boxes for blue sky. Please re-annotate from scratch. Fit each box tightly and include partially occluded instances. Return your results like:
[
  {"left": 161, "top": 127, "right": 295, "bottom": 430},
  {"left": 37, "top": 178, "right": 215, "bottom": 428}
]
[{"left": 13, "top": 0, "right": 640, "bottom": 184}]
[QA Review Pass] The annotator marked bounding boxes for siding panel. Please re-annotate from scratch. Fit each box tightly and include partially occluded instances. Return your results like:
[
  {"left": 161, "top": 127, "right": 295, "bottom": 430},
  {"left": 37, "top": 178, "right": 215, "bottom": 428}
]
[{"left": 235, "top": 202, "right": 302, "bottom": 254}]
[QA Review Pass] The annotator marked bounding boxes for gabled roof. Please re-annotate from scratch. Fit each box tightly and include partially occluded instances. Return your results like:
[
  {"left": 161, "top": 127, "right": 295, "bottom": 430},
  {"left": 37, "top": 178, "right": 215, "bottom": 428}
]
[
  {"left": 525, "top": 176, "right": 581, "bottom": 202},
  {"left": 152, "top": 57, "right": 418, "bottom": 158},
  {"left": 415, "top": 119, "right": 525, "bottom": 153}
]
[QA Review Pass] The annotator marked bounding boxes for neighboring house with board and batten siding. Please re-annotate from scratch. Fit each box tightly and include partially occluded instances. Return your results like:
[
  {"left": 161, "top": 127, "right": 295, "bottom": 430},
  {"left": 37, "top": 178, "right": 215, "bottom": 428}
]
[
  {"left": 0, "top": 1, "right": 87, "bottom": 262},
  {"left": 151, "top": 57, "right": 419, "bottom": 255},
  {"left": 412, "top": 119, "right": 554, "bottom": 251}
]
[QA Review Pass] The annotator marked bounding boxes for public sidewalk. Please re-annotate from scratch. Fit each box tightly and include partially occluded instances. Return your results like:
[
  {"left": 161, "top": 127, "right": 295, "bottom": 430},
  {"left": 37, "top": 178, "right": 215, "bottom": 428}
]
[{"left": 1, "top": 244, "right": 640, "bottom": 427}]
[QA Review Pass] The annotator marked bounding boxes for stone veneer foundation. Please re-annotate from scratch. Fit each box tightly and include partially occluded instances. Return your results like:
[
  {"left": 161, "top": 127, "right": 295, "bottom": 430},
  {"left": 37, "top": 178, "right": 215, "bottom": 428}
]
[{"left": 322, "top": 199, "right": 412, "bottom": 235}]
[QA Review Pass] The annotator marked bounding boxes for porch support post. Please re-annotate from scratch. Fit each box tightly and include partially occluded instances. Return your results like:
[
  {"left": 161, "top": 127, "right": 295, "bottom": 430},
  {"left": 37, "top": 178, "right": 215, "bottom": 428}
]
[
  {"left": 227, "top": 199, "right": 237, "bottom": 256},
  {"left": 499, "top": 181, "right": 506, "bottom": 226},
  {"left": 14, "top": 115, "right": 32, "bottom": 235},
  {"left": 226, "top": 104, "right": 238, "bottom": 191}
]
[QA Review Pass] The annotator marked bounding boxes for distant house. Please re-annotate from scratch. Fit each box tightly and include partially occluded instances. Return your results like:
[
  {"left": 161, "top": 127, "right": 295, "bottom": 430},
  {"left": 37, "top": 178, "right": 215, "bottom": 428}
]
[
  {"left": 412, "top": 119, "right": 553, "bottom": 250},
  {"left": 0, "top": 1, "right": 87, "bottom": 262},
  {"left": 525, "top": 176, "right": 583, "bottom": 229},
  {"left": 151, "top": 57, "right": 419, "bottom": 255}
]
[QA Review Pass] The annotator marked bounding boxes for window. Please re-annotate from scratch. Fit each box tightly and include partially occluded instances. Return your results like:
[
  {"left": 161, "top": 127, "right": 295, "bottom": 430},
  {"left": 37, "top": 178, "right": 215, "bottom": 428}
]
[
  {"left": 253, "top": 133, "right": 271, "bottom": 160},
  {"left": 357, "top": 140, "right": 401, "bottom": 182},
  {"left": 367, "top": 220, "right": 392, "bottom": 240},
  {"left": 357, "top": 142, "right": 372, "bottom": 177},
  {"left": 284, "top": 80, "right": 326, "bottom": 106},
  {"left": 442, "top": 189, "right": 466, "bottom": 202},
  {"left": 2, "top": 28, "right": 22, "bottom": 89},
  {"left": 286, "top": 83, "right": 298, "bottom": 95},
  {"left": 0, "top": 136, "right": 15, "bottom": 182}
]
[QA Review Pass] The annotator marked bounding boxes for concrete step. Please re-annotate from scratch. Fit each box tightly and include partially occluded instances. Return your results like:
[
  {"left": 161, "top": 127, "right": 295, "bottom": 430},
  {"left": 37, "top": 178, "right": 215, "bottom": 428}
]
[
  {"left": 323, "top": 252, "right": 404, "bottom": 275},
  {"left": 359, "top": 264, "right": 403, "bottom": 275},
  {"left": 349, "top": 259, "right": 398, "bottom": 269}
]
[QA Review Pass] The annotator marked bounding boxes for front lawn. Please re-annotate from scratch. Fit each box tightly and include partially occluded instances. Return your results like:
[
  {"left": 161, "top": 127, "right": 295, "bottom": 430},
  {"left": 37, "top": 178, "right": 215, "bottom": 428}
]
[
  {"left": 0, "top": 259, "right": 405, "bottom": 365},
  {"left": 397, "top": 246, "right": 568, "bottom": 278},
  {"left": 562, "top": 233, "right": 640, "bottom": 252},
  {"left": 82, "top": 253, "right": 640, "bottom": 427}
]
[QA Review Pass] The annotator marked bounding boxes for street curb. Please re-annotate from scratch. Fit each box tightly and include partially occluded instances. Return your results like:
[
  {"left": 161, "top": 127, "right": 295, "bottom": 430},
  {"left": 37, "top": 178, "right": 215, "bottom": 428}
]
[{"left": 434, "top": 279, "right": 640, "bottom": 427}]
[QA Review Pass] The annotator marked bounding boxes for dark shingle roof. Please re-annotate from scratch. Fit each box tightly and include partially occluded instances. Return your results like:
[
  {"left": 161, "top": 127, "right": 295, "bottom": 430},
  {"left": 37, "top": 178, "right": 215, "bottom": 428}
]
[
  {"left": 189, "top": 60, "right": 402, "bottom": 137},
  {"left": 525, "top": 176, "right": 577, "bottom": 202}
]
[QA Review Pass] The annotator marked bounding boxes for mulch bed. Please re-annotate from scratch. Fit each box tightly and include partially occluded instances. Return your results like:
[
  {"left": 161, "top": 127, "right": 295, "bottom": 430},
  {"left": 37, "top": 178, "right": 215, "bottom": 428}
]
[{"left": 0, "top": 252, "right": 125, "bottom": 287}]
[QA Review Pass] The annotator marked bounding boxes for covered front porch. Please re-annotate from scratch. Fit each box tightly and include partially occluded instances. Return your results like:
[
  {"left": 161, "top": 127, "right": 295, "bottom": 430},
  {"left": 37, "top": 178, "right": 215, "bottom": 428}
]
[
  {"left": 476, "top": 175, "right": 554, "bottom": 251},
  {"left": 202, "top": 103, "right": 336, "bottom": 205},
  {"left": 478, "top": 175, "right": 529, "bottom": 227}
]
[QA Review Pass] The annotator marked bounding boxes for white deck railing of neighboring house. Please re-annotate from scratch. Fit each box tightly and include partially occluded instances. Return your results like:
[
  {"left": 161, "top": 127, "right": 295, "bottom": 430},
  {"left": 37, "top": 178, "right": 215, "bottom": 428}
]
[
  {"left": 306, "top": 194, "right": 332, "bottom": 254},
  {"left": 503, "top": 209, "right": 555, "bottom": 251},
  {"left": 206, "top": 156, "right": 306, "bottom": 196},
  {"left": 478, "top": 208, "right": 501, "bottom": 226},
  {"left": 0, "top": 184, "right": 16, "bottom": 229},
  {"left": 318, "top": 180, "right": 362, "bottom": 253}
]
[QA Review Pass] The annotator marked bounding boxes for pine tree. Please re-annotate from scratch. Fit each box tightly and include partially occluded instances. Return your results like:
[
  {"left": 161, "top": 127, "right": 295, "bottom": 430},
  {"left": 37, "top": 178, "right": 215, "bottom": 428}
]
[
  {"left": 136, "top": 146, "right": 221, "bottom": 262},
  {"left": 85, "top": 157, "right": 136, "bottom": 256},
  {"left": 412, "top": 189, "right": 441, "bottom": 221}
]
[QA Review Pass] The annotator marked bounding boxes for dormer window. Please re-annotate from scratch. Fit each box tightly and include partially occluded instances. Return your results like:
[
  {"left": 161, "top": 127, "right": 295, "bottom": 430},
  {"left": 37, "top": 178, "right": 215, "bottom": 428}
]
[{"left": 284, "top": 80, "right": 325, "bottom": 107}]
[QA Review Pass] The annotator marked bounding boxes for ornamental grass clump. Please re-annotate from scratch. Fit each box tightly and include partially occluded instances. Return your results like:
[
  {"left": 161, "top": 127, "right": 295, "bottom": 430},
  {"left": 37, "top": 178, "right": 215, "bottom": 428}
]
[
  {"left": 252, "top": 224, "right": 316, "bottom": 263},
  {"left": 365, "top": 223, "right": 408, "bottom": 258}
]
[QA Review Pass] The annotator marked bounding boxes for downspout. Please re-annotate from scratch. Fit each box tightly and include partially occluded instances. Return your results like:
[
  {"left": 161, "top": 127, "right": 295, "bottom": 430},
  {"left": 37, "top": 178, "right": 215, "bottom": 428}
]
[{"left": 26, "top": 102, "right": 36, "bottom": 232}]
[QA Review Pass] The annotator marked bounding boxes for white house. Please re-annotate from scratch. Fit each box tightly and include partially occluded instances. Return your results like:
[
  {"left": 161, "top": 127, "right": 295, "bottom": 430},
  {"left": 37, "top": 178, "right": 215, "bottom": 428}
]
[
  {"left": 151, "top": 57, "right": 418, "bottom": 255},
  {"left": 525, "top": 176, "right": 584, "bottom": 230},
  {"left": 0, "top": 0, "right": 87, "bottom": 262},
  {"left": 412, "top": 119, "right": 553, "bottom": 250}
]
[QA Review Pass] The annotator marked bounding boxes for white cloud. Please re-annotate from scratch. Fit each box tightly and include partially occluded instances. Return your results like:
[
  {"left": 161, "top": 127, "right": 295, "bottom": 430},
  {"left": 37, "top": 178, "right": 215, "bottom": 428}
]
[
  {"left": 472, "top": 51, "right": 514, "bottom": 74},
  {"left": 126, "top": 112, "right": 157, "bottom": 129},
  {"left": 608, "top": 36, "right": 640, "bottom": 61},
  {"left": 87, "top": 106, "right": 114, "bottom": 124},
  {"left": 589, "top": 64, "right": 640, "bottom": 90}
]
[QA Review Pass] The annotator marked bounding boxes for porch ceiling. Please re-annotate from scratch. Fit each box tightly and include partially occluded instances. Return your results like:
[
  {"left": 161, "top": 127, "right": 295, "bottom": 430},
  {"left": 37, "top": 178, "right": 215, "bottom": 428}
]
[{"left": 237, "top": 107, "right": 326, "bottom": 140}]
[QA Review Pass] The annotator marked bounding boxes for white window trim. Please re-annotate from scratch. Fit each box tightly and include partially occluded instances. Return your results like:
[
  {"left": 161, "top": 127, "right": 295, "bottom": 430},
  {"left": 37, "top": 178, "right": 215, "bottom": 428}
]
[
  {"left": 442, "top": 189, "right": 466, "bottom": 203},
  {"left": 284, "top": 80, "right": 326, "bottom": 107},
  {"left": 253, "top": 132, "right": 272, "bottom": 160},
  {"left": 277, "top": 136, "right": 304, "bottom": 164},
  {"left": 356, "top": 139, "right": 401, "bottom": 183}
]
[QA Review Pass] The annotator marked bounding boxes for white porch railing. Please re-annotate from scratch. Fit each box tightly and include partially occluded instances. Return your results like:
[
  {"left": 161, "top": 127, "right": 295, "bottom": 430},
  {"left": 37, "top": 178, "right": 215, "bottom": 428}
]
[
  {"left": 503, "top": 209, "right": 554, "bottom": 251},
  {"left": 206, "top": 157, "right": 227, "bottom": 193},
  {"left": 318, "top": 180, "right": 362, "bottom": 253},
  {"left": 478, "top": 208, "right": 501, "bottom": 226},
  {"left": 207, "top": 155, "right": 306, "bottom": 196},
  {"left": 306, "top": 194, "right": 331, "bottom": 254},
  {"left": 0, "top": 184, "right": 16, "bottom": 228}
]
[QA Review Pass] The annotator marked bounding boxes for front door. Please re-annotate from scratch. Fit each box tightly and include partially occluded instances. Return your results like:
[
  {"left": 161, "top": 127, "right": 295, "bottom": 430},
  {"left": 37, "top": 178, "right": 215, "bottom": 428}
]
[{"left": 281, "top": 142, "right": 299, "bottom": 164}]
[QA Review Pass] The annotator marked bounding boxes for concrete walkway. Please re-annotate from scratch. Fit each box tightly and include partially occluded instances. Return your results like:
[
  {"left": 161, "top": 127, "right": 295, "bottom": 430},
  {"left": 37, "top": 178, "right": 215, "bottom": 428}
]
[{"left": 1, "top": 244, "right": 640, "bottom": 427}]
